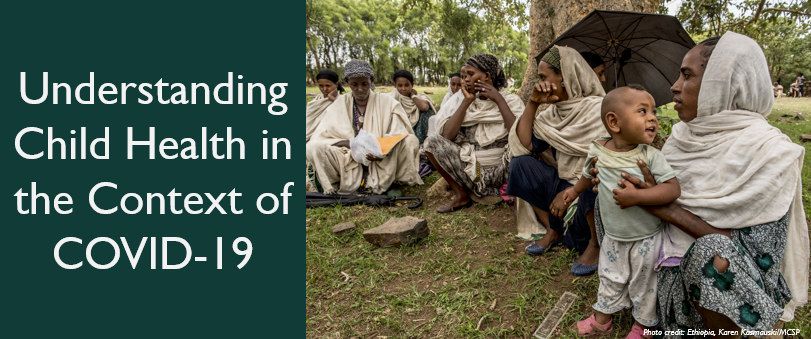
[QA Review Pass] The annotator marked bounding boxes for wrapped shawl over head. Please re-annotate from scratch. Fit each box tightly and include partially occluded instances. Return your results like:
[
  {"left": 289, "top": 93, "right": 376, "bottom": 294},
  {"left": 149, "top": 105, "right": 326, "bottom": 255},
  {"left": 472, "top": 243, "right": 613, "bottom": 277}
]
[
  {"left": 309, "top": 91, "right": 421, "bottom": 192},
  {"left": 306, "top": 93, "right": 336, "bottom": 141},
  {"left": 508, "top": 45, "right": 607, "bottom": 184},
  {"left": 660, "top": 31, "right": 808, "bottom": 321}
]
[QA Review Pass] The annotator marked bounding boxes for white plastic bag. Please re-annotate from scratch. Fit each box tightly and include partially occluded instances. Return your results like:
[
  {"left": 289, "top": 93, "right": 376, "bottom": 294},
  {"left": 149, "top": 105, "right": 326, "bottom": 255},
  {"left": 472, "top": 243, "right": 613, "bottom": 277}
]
[{"left": 350, "top": 129, "right": 384, "bottom": 166}]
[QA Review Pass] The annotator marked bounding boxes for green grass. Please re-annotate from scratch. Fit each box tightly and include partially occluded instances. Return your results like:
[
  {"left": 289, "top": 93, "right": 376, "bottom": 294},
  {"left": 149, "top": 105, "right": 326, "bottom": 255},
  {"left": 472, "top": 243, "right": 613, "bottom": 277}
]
[{"left": 306, "top": 95, "right": 811, "bottom": 338}]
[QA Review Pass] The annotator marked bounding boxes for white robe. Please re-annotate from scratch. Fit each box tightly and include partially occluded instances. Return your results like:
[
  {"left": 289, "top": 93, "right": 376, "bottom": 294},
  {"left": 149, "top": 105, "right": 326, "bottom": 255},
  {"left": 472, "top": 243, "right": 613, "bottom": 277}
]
[{"left": 307, "top": 91, "right": 423, "bottom": 194}]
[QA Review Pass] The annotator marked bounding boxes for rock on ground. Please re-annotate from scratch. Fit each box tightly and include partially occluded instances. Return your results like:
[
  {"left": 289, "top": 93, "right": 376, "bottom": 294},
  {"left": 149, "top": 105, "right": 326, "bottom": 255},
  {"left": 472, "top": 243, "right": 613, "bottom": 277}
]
[
  {"left": 426, "top": 177, "right": 453, "bottom": 198},
  {"left": 363, "top": 216, "right": 429, "bottom": 247},
  {"left": 800, "top": 135, "right": 811, "bottom": 142},
  {"left": 332, "top": 222, "right": 357, "bottom": 236}
]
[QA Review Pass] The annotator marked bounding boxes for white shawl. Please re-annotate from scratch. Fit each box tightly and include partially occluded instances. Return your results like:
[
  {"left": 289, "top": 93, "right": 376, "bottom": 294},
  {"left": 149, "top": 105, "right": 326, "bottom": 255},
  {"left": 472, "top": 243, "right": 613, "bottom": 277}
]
[
  {"left": 435, "top": 88, "right": 526, "bottom": 147},
  {"left": 508, "top": 45, "right": 607, "bottom": 184},
  {"left": 661, "top": 32, "right": 808, "bottom": 321},
  {"left": 387, "top": 90, "right": 436, "bottom": 127},
  {"left": 305, "top": 94, "right": 335, "bottom": 141}
]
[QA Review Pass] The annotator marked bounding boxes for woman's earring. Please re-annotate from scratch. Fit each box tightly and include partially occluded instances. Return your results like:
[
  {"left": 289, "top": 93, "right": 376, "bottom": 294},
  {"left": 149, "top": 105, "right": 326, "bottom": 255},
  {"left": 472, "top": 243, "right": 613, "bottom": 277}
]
[{"left": 560, "top": 81, "right": 565, "bottom": 88}]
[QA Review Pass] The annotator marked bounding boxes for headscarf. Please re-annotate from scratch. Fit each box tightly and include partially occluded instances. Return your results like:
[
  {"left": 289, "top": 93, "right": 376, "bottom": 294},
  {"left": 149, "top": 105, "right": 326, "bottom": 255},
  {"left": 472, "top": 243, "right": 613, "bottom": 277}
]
[
  {"left": 466, "top": 53, "right": 507, "bottom": 89},
  {"left": 440, "top": 72, "right": 463, "bottom": 107},
  {"left": 508, "top": 45, "right": 606, "bottom": 184},
  {"left": 343, "top": 59, "right": 376, "bottom": 90},
  {"left": 541, "top": 46, "right": 561, "bottom": 70},
  {"left": 660, "top": 32, "right": 808, "bottom": 320},
  {"left": 316, "top": 69, "right": 345, "bottom": 94}
]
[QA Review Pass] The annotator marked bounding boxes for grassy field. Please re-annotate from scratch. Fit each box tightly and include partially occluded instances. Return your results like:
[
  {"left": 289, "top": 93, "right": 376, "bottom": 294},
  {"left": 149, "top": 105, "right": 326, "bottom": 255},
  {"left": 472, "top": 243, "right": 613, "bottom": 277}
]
[{"left": 306, "top": 87, "right": 811, "bottom": 338}]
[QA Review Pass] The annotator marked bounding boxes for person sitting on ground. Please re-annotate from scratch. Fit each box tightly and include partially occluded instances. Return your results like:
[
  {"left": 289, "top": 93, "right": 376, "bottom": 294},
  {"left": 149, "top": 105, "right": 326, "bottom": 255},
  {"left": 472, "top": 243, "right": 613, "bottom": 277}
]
[
  {"left": 424, "top": 52, "right": 525, "bottom": 213},
  {"left": 774, "top": 82, "right": 784, "bottom": 98},
  {"left": 580, "top": 51, "right": 607, "bottom": 84},
  {"left": 506, "top": 45, "right": 605, "bottom": 276},
  {"left": 430, "top": 66, "right": 468, "bottom": 137},
  {"left": 569, "top": 85, "right": 680, "bottom": 338},
  {"left": 441, "top": 72, "right": 464, "bottom": 107},
  {"left": 307, "top": 60, "right": 423, "bottom": 194},
  {"left": 790, "top": 81, "right": 799, "bottom": 97},
  {"left": 388, "top": 69, "right": 436, "bottom": 144},
  {"left": 306, "top": 69, "right": 345, "bottom": 141},
  {"left": 590, "top": 32, "right": 808, "bottom": 336}
]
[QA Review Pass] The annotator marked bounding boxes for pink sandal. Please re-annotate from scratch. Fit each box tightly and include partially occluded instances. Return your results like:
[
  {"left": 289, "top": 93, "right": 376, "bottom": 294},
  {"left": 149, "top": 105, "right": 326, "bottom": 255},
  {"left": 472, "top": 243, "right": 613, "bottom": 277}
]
[
  {"left": 572, "top": 314, "right": 612, "bottom": 336},
  {"left": 625, "top": 324, "right": 652, "bottom": 339}
]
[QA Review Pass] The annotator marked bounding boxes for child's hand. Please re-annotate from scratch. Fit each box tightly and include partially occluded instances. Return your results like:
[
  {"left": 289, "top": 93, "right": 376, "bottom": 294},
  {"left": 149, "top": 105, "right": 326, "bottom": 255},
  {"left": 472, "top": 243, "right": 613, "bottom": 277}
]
[{"left": 612, "top": 180, "right": 640, "bottom": 209}]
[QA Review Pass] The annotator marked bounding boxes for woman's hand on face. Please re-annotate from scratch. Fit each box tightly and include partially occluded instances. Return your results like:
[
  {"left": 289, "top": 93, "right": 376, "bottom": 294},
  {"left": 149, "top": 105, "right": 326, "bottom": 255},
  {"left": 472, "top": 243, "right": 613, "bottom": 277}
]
[
  {"left": 461, "top": 84, "right": 476, "bottom": 101},
  {"left": 588, "top": 157, "right": 600, "bottom": 193},
  {"left": 366, "top": 153, "right": 383, "bottom": 162},
  {"left": 328, "top": 89, "right": 339, "bottom": 102},
  {"left": 550, "top": 187, "right": 574, "bottom": 219},
  {"left": 529, "top": 81, "right": 560, "bottom": 104},
  {"left": 475, "top": 80, "right": 503, "bottom": 102}
]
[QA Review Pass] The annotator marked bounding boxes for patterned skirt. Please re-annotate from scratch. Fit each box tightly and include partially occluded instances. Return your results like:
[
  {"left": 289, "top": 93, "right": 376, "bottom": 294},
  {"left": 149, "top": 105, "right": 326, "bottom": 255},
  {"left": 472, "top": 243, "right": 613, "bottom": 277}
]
[
  {"left": 656, "top": 213, "right": 792, "bottom": 336},
  {"left": 423, "top": 127, "right": 507, "bottom": 197},
  {"left": 413, "top": 108, "right": 435, "bottom": 145}
]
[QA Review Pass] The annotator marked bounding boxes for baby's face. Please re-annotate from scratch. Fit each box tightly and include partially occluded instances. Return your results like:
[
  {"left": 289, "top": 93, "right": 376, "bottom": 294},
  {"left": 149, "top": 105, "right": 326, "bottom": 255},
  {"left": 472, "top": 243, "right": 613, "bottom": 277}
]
[{"left": 616, "top": 90, "right": 658, "bottom": 145}]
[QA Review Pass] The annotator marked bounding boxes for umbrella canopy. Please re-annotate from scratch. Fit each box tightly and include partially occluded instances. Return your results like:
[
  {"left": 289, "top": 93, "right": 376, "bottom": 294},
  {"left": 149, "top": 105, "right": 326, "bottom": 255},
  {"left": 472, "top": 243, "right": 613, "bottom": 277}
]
[
  {"left": 305, "top": 193, "right": 423, "bottom": 209},
  {"left": 535, "top": 10, "right": 695, "bottom": 107}
]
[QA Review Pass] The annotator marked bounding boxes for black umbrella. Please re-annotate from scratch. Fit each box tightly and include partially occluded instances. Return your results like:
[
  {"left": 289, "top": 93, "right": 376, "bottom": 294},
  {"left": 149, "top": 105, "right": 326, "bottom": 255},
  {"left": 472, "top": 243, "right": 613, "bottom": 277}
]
[
  {"left": 535, "top": 10, "right": 695, "bottom": 107},
  {"left": 305, "top": 192, "right": 423, "bottom": 209}
]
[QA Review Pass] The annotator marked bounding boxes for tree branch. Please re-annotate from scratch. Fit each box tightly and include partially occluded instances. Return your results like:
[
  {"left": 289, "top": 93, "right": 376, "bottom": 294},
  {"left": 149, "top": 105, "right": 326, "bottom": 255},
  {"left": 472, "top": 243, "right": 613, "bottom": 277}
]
[
  {"left": 761, "top": 7, "right": 811, "bottom": 16},
  {"left": 745, "top": 0, "right": 767, "bottom": 26}
]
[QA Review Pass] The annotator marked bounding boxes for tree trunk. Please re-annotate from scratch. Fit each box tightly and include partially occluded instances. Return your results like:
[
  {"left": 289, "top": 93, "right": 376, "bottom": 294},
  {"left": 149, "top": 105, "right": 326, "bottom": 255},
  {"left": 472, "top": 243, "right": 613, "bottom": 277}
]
[
  {"left": 306, "top": 30, "right": 323, "bottom": 71},
  {"left": 518, "top": 0, "right": 662, "bottom": 102}
]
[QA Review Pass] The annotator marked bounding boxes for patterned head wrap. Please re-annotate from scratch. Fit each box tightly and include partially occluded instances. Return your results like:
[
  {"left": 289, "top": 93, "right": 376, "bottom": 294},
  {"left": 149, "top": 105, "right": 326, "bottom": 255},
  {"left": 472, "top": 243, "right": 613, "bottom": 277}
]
[
  {"left": 465, "top": 53, "right": 507, "bottom": 89},
  {"left": 343, "top": 59, "right": 375, "bottom": 90},
  {"left": 541, "top": 46, "right": 561, "bottom": 70},
  {"left": 316, "top": 69, "right": 345, "bottom": 93}
]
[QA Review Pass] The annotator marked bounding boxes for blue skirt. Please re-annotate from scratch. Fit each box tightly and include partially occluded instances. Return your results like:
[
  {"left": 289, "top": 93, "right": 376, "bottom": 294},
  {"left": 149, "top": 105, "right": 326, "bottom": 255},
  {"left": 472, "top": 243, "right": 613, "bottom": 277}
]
[{"left": 506, "top": 155, "right": 596, "bottom": 253}]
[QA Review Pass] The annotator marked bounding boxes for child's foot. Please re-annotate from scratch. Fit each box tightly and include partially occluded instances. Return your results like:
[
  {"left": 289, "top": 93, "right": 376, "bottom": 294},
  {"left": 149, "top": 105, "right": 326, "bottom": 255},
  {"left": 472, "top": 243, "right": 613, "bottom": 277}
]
[
  {"left": 626, "top": 324, "right": 652, "bottom": 339},
  {"left": 572, "top": 314, "right": 612, "bottom": 336}
]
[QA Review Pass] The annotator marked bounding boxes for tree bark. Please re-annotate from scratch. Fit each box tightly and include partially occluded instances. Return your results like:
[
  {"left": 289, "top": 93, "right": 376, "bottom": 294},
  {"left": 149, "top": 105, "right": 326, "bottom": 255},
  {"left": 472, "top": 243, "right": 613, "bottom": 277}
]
[
  {"left": 306, "top": 30, "right": 322, "bottom": 71},
  {"left": 518, "top": 0, "right": 662, "bottom": 102}
]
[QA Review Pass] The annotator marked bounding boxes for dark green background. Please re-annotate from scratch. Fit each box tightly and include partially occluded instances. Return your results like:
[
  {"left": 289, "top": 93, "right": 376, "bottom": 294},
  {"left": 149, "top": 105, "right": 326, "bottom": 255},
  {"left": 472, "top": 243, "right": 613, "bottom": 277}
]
[{"left": 2, "top": 2, "right": 301, "bottom": 337}]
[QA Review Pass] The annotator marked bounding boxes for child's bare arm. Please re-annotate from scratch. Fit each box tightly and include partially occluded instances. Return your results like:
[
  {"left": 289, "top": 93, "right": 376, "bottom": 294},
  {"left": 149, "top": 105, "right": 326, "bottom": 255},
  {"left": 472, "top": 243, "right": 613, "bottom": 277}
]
[{"left": 612, "top": 177, "right": 680, "bottom": 209}]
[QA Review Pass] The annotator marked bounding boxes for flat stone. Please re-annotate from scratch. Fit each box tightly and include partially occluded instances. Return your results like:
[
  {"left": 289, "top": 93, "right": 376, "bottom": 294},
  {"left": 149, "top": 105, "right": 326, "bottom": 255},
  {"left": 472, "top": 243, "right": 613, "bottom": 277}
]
[
  {"left": 800, "top": 135, "right": 811, "bottom": 142},
  {"left": 363, "top": 216, "right": 429, "bottom": 247},
  {"left": 332, "top": 222, "right": 357, "bottom": 236},
  {"left": 424, "top": 89, "right": 434, "bottom": 94},
  {"left": 795, "top": 113, "right": 805, "bottom": 120}
]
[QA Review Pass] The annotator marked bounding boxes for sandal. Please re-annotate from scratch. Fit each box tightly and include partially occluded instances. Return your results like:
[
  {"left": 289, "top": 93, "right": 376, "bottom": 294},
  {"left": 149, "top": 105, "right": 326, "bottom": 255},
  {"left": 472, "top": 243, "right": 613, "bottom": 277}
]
[
  {"left": 625, "top": 324, "right": 652, "bottom": 339},
  {"left": 571, "top": 260, "right": 599, "bottom": 276},
  {"left": 436, "top": 200, "right": 473, "bottom": 213},
  {"left": 572, "top": 314, "right": 612, "bottom": 337},
  {"left": 525, "top": 237, "right": 563, "bottom": 256}
]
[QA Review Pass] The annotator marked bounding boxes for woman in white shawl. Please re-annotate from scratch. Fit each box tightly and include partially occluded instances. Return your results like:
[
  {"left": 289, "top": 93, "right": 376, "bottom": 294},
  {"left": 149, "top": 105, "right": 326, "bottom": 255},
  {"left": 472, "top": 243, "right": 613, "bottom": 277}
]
[
  {"left": 307, "top": 60, "right": 423, "bottom": 194},
  {"left": 424, "top": 53, "right": 526, "bottom": 213},
  {"left": 593, "top": 33, "right": 808, "bottom": 334},
  {"left": 388, "top": 69, "right": 436, "bottom": 144},
  {"left": 306, "top": 69, "right": 344, "bottom": 141},
  {"left": 506, "top": 46, "right": 606, "bottom": 276}
]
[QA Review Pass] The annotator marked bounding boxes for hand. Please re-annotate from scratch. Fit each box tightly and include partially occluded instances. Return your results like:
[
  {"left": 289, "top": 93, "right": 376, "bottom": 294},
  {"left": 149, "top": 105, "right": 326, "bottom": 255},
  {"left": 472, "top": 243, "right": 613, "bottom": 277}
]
[
  {"left": 410, "top": 89, "right": 417, "bottom": 97},
  {"left": 333, "top": 140, "right": 351, "bottom": 149},
  {"left": 366, "top": 153, "right": 383, "bottom": 162},
  {"left": 327, "top": 89, "right": 339, "bottom": 102},
  {"left": 612, "top": 182, "right": 639, "bottom": 209},
  {"left": 475, "top": 81, "right": 503, "bottom": 102},
  {"left": 529, "top": 81, "right": 560, "bottom": 104},
  {"left": 550, "top": 187, "right": 574, "bottom": 219},
  {"left": 617, "top": 160, "right": 656, "bottom": 190},
  {"left": 461, "top": 84, "right": 476, "bottom": 101},
  {"left": 588, "top": 157, "right": 600, "bottom": 193}
]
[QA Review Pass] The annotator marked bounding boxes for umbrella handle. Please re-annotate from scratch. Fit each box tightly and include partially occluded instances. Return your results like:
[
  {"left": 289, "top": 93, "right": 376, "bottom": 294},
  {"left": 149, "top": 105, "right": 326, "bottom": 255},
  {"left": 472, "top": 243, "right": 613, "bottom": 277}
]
[{"left": 395, "top": 196, "right": 423, "bottom": 209}]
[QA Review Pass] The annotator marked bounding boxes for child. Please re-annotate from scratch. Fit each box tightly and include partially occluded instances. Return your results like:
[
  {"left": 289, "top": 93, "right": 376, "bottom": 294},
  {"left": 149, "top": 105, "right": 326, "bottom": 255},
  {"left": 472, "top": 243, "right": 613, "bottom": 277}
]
[{"left": 565, "top": 85, "right": 681, "bottom": 338}]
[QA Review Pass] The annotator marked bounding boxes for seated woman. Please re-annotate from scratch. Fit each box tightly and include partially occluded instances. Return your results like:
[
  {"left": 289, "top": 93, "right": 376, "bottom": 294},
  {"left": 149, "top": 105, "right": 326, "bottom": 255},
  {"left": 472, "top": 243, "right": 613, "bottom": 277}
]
[
  {"left": 506, "top": 46, "right": 606, "bottom": 276},
  {"left": 424, "top": 53, "right": 525, "bottom": 213},
  {"left": 307, "top": 60, "right": 423, "bottom": 194},
  {"left": 306, "top": 69, "right": 345, "bottom": 141},
  {"left": 593, "top": 33, "right": 808, "bottom": 335},
  {"left": 388, "top": 69, "right": 436, "bottom": 144},
  {"left": 774, "top": 82, "right": 784, "bottom": 98},
  {"left": 580, "top": 51, "right": 607, "bottom": 84},
  {"left": 440, "top": 72, "right": 464, "bottom": 107}
]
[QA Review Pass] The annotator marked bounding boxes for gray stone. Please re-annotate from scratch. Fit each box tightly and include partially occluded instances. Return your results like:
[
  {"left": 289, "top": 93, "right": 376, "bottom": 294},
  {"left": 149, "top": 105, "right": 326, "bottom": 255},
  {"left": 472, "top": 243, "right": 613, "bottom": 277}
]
[
  {"left": 363, "top": 216, "right": 429, "bottom": 247},
  {"left": 800, "top": 135, "right": 811, "bottom": 142},
  {"left": 332, "top": 222, "right": 357, "bottom": 236},
  {"left": 795, "top": 113, "right": 806, "bottom": 120}
]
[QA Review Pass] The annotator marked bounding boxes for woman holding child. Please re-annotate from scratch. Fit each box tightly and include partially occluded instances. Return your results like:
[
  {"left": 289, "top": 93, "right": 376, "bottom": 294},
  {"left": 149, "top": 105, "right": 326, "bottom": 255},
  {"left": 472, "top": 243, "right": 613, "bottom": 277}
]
[
  {"left": 590, "top": 32, "right": 808, "bottom": 337},
  {"left": 506, "top": 46, "right": 605, "bottom": 277}
]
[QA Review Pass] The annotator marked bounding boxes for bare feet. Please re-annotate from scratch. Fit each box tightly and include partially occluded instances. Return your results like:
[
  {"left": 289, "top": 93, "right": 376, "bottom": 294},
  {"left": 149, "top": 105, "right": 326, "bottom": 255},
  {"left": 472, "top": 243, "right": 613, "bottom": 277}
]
[{"left": 437, "top": 193, "right": 472, "bottom": 213}]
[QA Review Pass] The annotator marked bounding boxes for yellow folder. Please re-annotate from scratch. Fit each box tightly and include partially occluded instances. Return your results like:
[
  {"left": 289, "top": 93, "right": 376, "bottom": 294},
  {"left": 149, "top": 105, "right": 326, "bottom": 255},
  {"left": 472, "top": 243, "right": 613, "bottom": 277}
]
[{"left": 377, "top": 134, "right": 408, "bottom": 155}]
